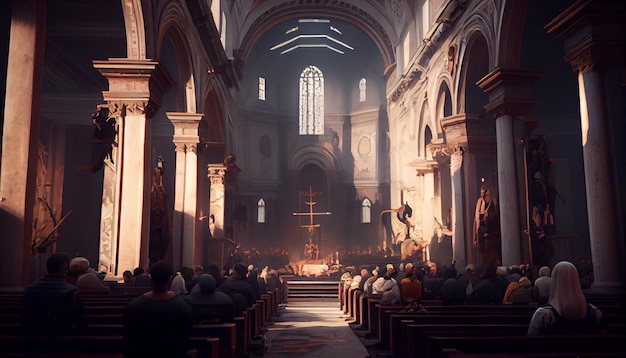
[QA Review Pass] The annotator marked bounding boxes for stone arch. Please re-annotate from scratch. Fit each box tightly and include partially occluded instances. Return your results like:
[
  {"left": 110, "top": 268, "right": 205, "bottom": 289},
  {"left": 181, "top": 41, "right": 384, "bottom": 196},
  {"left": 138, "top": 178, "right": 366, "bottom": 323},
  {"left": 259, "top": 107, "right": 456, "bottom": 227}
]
[
  {"left": 236, "top": 2, "right": 397, "bottom": 68},
  {"left": 290, "top": 145, "right": 337, "bottom": 175},
  {"left": 417, "top": 101, "right": 437, "bottom": 159},
  {"left": 122, "top": 0, "right": 147, "bottom": 60},
  {"left": 497, "top": 1, "right": 531, "bottom": 67},
  {"left": 457, "top": 30, "right": 491, "bottom": 116},
  {"left": 158, "top": 20, "right": 195, "bottom": 112}
]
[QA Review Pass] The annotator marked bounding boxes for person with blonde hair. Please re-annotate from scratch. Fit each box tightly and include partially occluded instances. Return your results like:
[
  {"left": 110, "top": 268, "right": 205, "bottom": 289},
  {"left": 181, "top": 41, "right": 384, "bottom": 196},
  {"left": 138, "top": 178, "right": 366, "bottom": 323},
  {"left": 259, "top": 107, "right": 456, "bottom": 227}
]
[{"left": 527, "top": 260, "right": 604, "bottom": 335}]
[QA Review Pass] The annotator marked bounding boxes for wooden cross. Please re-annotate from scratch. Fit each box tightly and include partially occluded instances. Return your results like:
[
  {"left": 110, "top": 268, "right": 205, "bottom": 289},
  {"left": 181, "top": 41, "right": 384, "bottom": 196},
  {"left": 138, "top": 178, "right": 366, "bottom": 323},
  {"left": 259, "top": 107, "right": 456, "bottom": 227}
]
[{"left": 292, "top": 186, "right": 331, "bottom": 233}]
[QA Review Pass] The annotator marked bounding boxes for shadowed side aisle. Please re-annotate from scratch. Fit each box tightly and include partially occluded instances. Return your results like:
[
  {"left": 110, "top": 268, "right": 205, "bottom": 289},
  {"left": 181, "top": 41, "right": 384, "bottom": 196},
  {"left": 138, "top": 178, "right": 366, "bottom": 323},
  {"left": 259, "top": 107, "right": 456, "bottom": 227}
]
[{"left": 260, "top": 297, "right": 371, "bottom": 358}]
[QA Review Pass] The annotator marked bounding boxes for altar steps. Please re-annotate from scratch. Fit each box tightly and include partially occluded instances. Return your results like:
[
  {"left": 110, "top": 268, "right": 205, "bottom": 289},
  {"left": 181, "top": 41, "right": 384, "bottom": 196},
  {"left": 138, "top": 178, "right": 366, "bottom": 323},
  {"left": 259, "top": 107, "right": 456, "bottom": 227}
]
[{"left": 286, "top": 280, "right": 339, "bottom": 299}]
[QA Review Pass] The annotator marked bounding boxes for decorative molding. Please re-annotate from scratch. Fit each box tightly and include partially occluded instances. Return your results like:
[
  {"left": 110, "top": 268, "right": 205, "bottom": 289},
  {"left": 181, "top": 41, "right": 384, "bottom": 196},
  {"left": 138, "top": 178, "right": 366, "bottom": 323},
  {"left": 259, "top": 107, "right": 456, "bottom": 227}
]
[
  {"left": 429, "top": 143, "right": 463, "bottom": 164},
  {"left": 207, "top": 165, "right": 226, "bottom": 185},
  {"left": 484, "top": 97, "right": 535, "bottom": 119}
]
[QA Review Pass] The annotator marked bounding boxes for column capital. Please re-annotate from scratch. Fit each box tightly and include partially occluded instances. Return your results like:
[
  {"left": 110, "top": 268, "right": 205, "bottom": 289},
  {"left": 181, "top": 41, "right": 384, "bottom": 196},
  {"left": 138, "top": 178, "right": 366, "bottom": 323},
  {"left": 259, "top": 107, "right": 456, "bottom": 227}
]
[
  {"left": 476, "top": 67, "right": 542, "bottom": 119},
  {"left": 207, "top": 164, "right": 226, "bottom": 185},
  {"left": 93, "top": 59, "right": 175, "bottom": 118},
  {"left": 546, "top": 0, "right": 626, "bottom": 73},
  {"left": 167, "top": 112, "right": 202, "bottom": 151},
  {"left": 428, "top": 143, "right": 463, "bottom": 164}
]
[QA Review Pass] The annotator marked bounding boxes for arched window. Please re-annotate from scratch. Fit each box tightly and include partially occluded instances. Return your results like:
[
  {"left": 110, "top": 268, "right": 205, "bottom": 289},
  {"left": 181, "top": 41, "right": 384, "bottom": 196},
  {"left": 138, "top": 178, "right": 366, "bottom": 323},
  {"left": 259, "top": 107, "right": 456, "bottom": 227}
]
[
  {"left": 361, "top": 198, "right": 371, "bottom": 223},
  {"left": 257, "top": 199, "right": 266, "bottom": 223},
  {"left": 359, "top": 78, "right": 366, "bottom": 102},
  {"left": 299, "top": 65, "right": 324, "bottom": 135},
  {"left": 258, "top": 76, "right": 266, "bottom": 100}
]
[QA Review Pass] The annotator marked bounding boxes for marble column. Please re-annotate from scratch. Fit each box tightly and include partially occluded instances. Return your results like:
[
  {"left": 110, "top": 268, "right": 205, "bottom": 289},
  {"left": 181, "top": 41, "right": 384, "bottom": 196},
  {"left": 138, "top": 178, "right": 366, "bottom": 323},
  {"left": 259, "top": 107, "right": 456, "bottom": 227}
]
[
  {"left": 93, "top": 59, "right": 172, "bottom": 274},
  {"left": 207, "top": 165, "right": 227, "bottom": 270},
  {"left": 167, "top": 112, "right": 202, "bottom": 269},
  {"left": 477, "top": 68, "right": 541, "bottom": 267},
  {"left": 450, "top": 150, "right": 466, "bottom": 270},
  {"left": 546, "top": 1, "right": 625, "bottom": 288},
  {"left": 413, "top": 160, "right": 437, "bottom": 262},
  {"left": 0, "top": 0, "right": 46, "bottom": 287}
]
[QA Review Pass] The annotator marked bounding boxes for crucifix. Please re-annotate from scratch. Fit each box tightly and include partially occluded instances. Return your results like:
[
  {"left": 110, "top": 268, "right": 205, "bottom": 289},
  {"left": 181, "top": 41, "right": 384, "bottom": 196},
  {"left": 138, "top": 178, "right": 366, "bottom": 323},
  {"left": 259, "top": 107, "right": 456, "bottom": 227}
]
[{"left": 292, "top": 186, "right": 331, "bottom": 260}]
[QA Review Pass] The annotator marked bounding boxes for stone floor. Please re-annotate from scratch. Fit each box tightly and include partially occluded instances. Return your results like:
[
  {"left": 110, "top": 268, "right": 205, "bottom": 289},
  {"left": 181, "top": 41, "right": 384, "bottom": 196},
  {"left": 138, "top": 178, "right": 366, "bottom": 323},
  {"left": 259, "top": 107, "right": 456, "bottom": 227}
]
[{"left": 257, "top": 297, "right": 374, "bottom": 358}]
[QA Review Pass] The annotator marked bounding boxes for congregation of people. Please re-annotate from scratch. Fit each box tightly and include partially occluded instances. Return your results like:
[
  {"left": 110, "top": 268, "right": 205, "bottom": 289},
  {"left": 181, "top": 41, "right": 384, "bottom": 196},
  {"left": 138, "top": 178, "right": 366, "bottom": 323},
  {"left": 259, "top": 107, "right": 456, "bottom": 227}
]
[
  {"left": 10, "top": 246, "right": 622, "bottom": 358},
  {"left": 339, "top": 258, "right": 609, "bottom": 336},
  {"left": 15, "top": 252, "right": 283, "bottom": 358}
]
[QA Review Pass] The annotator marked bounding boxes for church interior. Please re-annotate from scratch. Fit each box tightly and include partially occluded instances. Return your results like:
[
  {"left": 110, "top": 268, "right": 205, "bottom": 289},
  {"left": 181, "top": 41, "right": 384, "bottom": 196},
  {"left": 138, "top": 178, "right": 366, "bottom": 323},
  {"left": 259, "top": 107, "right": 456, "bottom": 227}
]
[{"left": 1, "top": 0, "right": 625, "bottom": 293}]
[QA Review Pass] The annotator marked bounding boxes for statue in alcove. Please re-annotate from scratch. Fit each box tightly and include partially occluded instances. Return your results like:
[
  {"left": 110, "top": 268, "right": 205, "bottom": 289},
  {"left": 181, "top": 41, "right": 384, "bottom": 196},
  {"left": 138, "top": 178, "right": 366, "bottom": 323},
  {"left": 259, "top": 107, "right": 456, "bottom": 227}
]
[
  {"left": 473, "top": 183, "right": 501, "bottom": 266},
  {"left": 149, "top": 156, "right": 171, "bottom": 266}
]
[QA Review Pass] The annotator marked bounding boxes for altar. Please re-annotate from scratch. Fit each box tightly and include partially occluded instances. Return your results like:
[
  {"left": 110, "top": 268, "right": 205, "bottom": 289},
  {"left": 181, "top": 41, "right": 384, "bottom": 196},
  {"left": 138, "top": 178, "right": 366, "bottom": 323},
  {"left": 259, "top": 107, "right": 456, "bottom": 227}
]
[{"left": 292, "top": 259, "right": 336, "bottom": 277}]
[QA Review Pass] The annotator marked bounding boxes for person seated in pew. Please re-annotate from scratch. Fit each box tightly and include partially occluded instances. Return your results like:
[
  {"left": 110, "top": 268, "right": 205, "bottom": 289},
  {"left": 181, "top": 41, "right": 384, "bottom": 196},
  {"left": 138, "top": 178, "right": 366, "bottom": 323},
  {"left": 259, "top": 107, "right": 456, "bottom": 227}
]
[
  {"left": 217, "top": 263, "right": 257, "bottom": 316},
  {"left": 440, "top": 264, "right": 472, "bottom": 305},
  {"left": 527, "top": 260, "right": 605, "bottom": 335},
  {"left": 132, "top": 267, "right": 151, "bottom": 287},
  {"left": 65, "top": 256, "right": 89, "bottom": 285},
  {"left": 422, "top": 263, "right": 444, "bottom": 300},
  {"left": 400, "top": 264, "right": 423, "bottom": 305},
  {"left": 363, "top": 267, "right": 379, "bottom": 295},
  {"left": 22, "top": 253, "right": 86, "bottom": 336},
  {"left": 247, "top": 266, "right": 263, "bottom": 300},
  {"left": 170, "top": 270, "right": 188, "bottom": 296},
  {"left": 185, "top": 274, "right": 235, "bottom": 324},
  {"left": 123, "top": 262, "right": 193, "bottom": 358},
  {"left": 122, "top": 270, "right": 134, "bottom": 286},
  {"left": 372, "top": 266, "right": 401, "bottom": 305},
  {"left": 503, "top": 276, "right": 532, "bottom": 305},
  {"left": 533, "top": 265, "right": 552, "bottom": 305},
  {"left": 471, "top": 264, "right": 506, "bottom": 305}
]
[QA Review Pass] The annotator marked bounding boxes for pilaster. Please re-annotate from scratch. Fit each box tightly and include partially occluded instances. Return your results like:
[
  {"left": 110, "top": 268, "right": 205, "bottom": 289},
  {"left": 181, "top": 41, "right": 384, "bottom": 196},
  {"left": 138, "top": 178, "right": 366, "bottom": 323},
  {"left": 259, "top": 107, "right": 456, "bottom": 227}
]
[{"left": 93, "top": 59, "right": 173, "bottom": 274}]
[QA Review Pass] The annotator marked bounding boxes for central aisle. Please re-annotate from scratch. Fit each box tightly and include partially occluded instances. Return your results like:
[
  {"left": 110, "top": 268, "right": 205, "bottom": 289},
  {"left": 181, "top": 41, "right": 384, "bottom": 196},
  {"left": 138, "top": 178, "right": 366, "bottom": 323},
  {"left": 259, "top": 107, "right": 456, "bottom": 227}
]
[{"left": 260, "top": 298, "right": 371, "bottom": 357}]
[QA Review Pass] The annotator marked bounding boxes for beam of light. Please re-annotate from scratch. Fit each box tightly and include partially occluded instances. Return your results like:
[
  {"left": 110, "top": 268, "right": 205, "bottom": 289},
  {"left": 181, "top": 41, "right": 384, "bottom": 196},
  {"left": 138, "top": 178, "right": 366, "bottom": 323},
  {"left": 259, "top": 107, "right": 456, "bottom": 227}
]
[{"left": 578, "top": 72, "right": 589, "bottom": 147}]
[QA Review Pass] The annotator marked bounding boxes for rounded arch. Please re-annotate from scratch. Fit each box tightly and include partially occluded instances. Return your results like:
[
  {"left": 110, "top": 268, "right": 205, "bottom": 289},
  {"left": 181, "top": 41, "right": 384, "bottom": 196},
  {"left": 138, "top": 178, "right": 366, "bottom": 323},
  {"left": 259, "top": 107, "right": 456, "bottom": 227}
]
[
  {"left": 457, "top": 30, "right": 491, "bottom": 115},
  {"left": 237, "top": 2, "right": 396, "bottom": 68},
  {"left": 155, "top": 2, "right": 200, "bottom": 113},
  {"left": 435, "top": 79, "right": 454, "bottom": 119},
  {"left": 417, "top": 100, "right": 438, "bottom": 158},
  {"left": 290, "top": 145, "right": 338, "bottom": 176}
]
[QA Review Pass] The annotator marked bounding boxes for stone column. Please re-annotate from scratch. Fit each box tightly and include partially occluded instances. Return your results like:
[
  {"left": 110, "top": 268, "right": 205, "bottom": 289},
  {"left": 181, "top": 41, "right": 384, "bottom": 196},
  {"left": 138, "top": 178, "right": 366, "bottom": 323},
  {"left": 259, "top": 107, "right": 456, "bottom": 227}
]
[
  {"left": 207, "top": 165, "right": 227, "bottom": 237},
  {"left": 413, "top": 160, "right": 437, "bottom": 262},
  {"left": 0, "top": 0, "right": 46, "bottom": 287},
  {"left": 450, "top": 150, "right": 466, "bottom": 270},
  {"left": 207, "top": 165, "right": 227, "bottom": 270},
  {"left": 546, "top": 1, "right": 625, "bottom": 289},
  {"left": 93, "top": 59, "right": 173, "bottom": 274},
  {"left": 477, "top": 68, "right": 541, "bottom": 267},
  {"left": 167, "top": 112, "right": 202, "bottom": 269}
]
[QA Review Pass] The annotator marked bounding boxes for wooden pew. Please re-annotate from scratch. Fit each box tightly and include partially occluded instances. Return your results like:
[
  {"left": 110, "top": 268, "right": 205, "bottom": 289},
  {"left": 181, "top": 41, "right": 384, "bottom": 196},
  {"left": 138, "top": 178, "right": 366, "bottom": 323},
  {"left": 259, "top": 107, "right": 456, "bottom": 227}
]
[
  {"left": 388, "top": 313, "right": 534, "bottom": 357},
  {"left": 425, "top": 334, "right": 626, "bottom": 358},
  {"left": 0, "top": 334, "right": 220, "bottom": 358},
  {"left": 405, "top": 322, "right": 626, "bottom": 358}
]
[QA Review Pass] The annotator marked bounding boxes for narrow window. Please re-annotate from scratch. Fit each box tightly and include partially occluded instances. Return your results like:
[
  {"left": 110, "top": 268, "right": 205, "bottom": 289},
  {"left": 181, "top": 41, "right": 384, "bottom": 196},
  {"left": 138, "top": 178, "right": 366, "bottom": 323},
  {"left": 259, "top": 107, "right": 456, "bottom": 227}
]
[
  {"left": 299, "top": 65, "right": 324, "bottom": 135},
  {"left": 359, "top": 78, "right": 366, "bottom": 102},
  {"left": 361, "top": 198, "right": 371, "bottom": 223},
  {"left": 258, "top": 76, "right": 266, "bottom": 101},
  {"left": 257, "top": 199, "right": 266, "bottom": 223}
]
